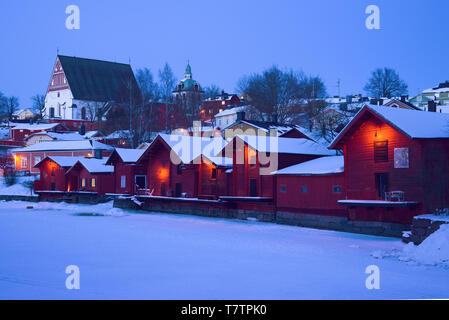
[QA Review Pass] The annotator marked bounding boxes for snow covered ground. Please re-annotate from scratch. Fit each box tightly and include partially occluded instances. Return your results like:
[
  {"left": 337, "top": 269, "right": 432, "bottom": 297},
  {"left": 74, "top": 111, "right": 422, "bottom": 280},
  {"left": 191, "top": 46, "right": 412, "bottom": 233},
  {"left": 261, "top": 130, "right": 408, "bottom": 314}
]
[
  {"left": 0, "top": 201, "right": 448, "bottom": 300},
  {"left": 0, "top": 176, "right": 36, "bottom": 196}
]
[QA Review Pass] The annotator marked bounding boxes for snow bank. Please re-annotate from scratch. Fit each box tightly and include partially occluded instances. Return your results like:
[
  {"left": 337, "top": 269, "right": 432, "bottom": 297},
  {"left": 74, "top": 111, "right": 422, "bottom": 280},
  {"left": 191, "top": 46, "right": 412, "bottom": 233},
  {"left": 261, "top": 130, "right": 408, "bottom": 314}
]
[
  {"left": 400, "top": 224, "right": 449, "bottom": 266},
  {"left": 0, "top": 177, "right": 36, "bottom": 196}
]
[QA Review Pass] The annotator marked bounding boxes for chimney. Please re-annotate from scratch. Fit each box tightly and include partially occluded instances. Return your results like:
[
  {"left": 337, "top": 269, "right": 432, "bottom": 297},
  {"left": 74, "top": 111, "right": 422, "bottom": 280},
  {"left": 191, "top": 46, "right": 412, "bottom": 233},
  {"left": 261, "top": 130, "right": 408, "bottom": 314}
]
[
  {"left": 78, "top": 125, "right": 86, "bottom": 136},
  {"left": 428, "top": 100, "right": 437, "bottom": 112},
  {"left": 236, "top": 111, "right": 245, "bottom": 121},
  {"left": 401, "top": 95, "right": 408, "bottom": 103}
]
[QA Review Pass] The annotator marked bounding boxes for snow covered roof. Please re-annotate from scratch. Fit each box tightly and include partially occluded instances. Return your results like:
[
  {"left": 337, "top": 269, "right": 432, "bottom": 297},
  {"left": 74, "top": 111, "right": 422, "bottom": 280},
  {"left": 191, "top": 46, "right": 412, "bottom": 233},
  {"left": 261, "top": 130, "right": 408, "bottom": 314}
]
[
  {"left": 157, "top": 134, "right": 228, "bottom": 164},
  {"left": 106, "top": 130, "right": 131, "bottom": 139},
  {"left": 13, "top": 140, "right": 114, "bottom": 152},
  {"left": 215, "top": 106, "right": 247, "bottom": 118},
  {"left": 272, "top": 156, "right": 344, "bottom": 175},
  {"left": 191, "top": 154, "right": 233, "bottom": 167},
  {"left": 67, "top": 158, "right": 114, "bottom": 174},
  {"left": 236, "top": 135, "right": 335, "bottom": 156},
  {"left": 34, "top": 156, "right": 86, "bottom": 168},
  {"left": 114, "top": 148, "right": 146, "bottom": 163},
  {"left": 27, "top": 131, "right": 85, "bottom": 141},
  {"left": 330, "top": 104, "right": 449, "bottom": 149},
  {"left": 83, "top": 131, "right": 101, "bottom": 139},
  {"left": 10, "top": 123, "right": 59, "bottom": 131}
]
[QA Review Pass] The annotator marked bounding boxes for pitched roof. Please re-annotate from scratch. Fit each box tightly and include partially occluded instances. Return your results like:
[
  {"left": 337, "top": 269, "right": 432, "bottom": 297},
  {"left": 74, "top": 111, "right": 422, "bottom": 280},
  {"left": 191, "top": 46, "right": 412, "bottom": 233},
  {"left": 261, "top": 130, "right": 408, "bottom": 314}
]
[
  {"left": 272, "top": 156, "right": 344, "bottom": 175},
  {"left": 67, "top": 158, "right": 114, "bottom": 174},
  {"left": 13, "top": 140, "right": 114, "bottom": 152},
  {"left": 329, "top": 104, "right": 449, "bottom": 149},
  {"left": 225, "top": 119, "right": 308, "bottom": 137},
  {"left": 154, "top": 134, "right": 228, "bottom": 164},
  {"left": 34, "top": 156, "right": 86, "bottom": 168},
  {"left": 26, "top": 131, "right": 85, "bottom": 141},
  {"left": 113, "top": 148, "right": 146, "bottom": 163},
  {"left": 235, "top": 135, "right": 335, "bottom": 156},
  {"left": 10, "top": 123, "right": 60, "bottom": 131},
  {"left": 57, "top": 55, "right": 139, "bottom": 102}
]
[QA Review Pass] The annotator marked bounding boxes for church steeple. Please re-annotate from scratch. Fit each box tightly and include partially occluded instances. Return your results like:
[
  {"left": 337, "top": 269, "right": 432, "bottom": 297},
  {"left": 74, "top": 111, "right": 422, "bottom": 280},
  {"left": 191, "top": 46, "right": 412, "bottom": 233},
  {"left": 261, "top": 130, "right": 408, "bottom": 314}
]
[{"left": 184, "top": 61, "right": 192, "bottom": 80}]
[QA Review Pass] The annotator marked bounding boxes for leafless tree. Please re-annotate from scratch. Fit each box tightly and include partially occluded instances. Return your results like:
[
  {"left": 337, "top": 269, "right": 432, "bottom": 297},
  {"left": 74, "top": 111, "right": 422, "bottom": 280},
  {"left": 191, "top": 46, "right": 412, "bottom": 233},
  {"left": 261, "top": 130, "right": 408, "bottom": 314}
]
[
  {"left": 158, "top": 63, "right": 176, "bottom": 132},
  {"left": 364, "top": 67, "right": 408, "bottom": 98},
  {"left": 203, "top": 85, "right": 222, "bottom": 100},
  {"left": 5, "top": 96, "right": 19, "bottom": 120},
  {"left": 31, "top": 94, "right": 45, "bottom": 119}
]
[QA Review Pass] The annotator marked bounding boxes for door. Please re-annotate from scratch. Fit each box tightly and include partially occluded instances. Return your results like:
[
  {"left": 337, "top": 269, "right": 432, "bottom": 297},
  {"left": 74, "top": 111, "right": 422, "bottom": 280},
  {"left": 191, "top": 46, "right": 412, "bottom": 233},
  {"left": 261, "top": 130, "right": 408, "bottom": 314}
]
[
  {"left": 135, "top": 175, "right": 147, "bottom": 193},
  {"left": 175, "top": 183, "right": 182, "bottom": 197},
  {"left": 249, "top": 179, "right": 258, "bottom": 197},
  {"left": 375, "top": 173, "right": 389, "bottom": 200}
]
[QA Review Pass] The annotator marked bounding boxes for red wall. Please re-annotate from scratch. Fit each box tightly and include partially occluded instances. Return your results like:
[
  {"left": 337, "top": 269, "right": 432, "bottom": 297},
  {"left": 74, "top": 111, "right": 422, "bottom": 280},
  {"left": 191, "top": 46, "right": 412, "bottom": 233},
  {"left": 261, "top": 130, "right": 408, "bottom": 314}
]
[
  {"left": 276, "top": 174, "right": 347, "bottom": 216},
  {"left": 66, "top": 164, "right": 115, "bottom": 195},
  {"left": 35, "top": 159, "right": 68, "bottom": 191}
]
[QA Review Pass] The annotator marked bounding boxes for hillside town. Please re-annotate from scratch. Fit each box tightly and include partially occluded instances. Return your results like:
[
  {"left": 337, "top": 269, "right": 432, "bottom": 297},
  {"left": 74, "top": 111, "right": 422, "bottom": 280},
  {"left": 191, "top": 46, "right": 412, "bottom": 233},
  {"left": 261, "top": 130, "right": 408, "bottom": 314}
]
[{"left": 0, "top": 54, "right": 448, "bottom": 242}]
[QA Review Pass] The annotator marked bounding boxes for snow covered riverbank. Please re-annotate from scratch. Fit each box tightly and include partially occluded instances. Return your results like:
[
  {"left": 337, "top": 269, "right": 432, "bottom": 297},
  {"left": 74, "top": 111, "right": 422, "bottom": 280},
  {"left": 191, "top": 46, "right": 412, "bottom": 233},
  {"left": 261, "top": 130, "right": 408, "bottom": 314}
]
[{"left": 0, "top": 201, "right": 448, "bottom": 299}]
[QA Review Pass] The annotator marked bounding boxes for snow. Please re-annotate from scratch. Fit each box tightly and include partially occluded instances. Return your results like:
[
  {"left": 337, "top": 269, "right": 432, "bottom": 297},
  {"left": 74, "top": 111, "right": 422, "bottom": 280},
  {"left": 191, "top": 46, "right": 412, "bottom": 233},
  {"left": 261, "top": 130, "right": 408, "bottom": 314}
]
[
  {"left": 273, "top": 156, "right": 344, "bottom": 175},
  {"left": 0, "top": 176, "right": 36, "bottom": 196},
  {"left": 35, "top": 156, "right": 85, "bottom": 168},
  {"left": 214, "top": 106, "right": 247, "bottom": 118},
  {"left": 1, "top": 200, "right": 449, "bottom": 299},
  {"left": 236, "top": 135, "right": 336, "bottom": 156},
  {"left": 13, "top": 140, "right": 114, "bottom": 152},
  {"left": 68, "top": 158, "right": 114, "bottom": 174},
  {"left": 9, "top": 123, "right": 59, "bottom": 131},
  {"left": 157, "top": 134, "right": 228, "bottom": 164},
  {"left": 114, "top": 148, "right": 146, "bottom": 163},
  {"left": 38, "top": 132, "right": 85, "bottom": 141},
  {"left": 416, "top": 214, "right": 449, "bottom": 223}
]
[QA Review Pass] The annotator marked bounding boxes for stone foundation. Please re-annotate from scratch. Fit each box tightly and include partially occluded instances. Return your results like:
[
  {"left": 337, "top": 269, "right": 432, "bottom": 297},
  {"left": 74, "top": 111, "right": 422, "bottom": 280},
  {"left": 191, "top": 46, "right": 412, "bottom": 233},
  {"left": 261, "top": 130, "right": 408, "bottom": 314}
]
[{"left": 403, "top": 216, "right": 449, "bottom": 245}]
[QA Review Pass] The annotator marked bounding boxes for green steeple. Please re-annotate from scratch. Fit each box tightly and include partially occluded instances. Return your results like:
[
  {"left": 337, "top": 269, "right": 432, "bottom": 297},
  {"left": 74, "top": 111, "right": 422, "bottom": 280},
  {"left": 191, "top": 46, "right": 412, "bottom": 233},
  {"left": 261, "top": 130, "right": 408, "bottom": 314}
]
[{"left": 185, "top": 61, "right": 192, "bottom": 78}]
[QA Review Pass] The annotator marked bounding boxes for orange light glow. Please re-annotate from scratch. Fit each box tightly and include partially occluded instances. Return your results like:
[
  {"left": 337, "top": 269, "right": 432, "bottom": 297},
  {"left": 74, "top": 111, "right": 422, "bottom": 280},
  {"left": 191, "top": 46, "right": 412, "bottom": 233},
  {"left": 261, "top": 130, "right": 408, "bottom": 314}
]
[{"left": 158, "top": 168, "right": 169, "bottom": 180}]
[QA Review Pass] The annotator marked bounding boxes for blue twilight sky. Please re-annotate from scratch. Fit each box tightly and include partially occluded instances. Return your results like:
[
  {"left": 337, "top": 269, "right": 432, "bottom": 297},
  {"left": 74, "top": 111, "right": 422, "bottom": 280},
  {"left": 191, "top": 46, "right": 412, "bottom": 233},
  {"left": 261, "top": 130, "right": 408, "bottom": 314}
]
[{"left": 1, "top": 0, "right": 448, "bottom": 107}]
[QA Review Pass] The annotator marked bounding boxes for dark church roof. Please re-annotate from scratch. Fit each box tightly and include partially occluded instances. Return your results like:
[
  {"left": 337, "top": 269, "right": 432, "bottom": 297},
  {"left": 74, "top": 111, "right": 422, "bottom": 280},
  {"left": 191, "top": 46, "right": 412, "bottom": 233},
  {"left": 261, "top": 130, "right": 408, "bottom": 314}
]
[{"left": 58, "top": 55, "right": 140, "bottom": 102}]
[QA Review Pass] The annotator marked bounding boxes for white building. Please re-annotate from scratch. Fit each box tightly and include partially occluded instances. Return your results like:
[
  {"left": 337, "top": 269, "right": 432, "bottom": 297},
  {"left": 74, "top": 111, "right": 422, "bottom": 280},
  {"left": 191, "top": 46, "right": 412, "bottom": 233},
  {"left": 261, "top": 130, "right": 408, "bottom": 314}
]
[{"left": 44, "top": 55, "right": 139, "bottom": 121}]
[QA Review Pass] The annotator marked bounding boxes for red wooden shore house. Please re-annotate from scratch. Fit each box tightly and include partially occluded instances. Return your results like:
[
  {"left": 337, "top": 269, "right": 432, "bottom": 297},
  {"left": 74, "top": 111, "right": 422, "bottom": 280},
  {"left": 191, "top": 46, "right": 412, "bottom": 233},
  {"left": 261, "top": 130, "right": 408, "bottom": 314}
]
[
  {"left": 329, "top": 104, "right": 449, "bottom": 225},
  {"left": 137, "top": 134, "right": 229, "bottom": 198},
  {"left": 218, "top": 135, "right": 337, "bottom": 217},
  {"left": 34, "top": 156, "right": 84, "bottom": 192},
  {"left": 273, "top": 156, "right": 346, "bottom": 217},
  {"left": 65, "top": 158, "right": 115, "bottom": 195},
  {"left": 105, "top": 148, "right": 147, "bottom": 195}
]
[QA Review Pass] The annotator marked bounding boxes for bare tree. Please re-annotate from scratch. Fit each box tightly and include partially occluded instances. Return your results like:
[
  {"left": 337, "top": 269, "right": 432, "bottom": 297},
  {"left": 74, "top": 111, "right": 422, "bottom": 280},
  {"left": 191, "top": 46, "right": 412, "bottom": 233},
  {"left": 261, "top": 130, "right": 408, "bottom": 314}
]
[
  {"left": 158, "top": 63, "right": 176, "bottom": 132},
  {"left": 5, "top": 96, "right": 19, "bottom": 120},
  {"left": 237, "top": 66, "right": 327, "bottom": 123},
  {"left": 364, "top": 67, "right": 408, "bottom": 98},
  {"left": 203, "top": 85, "right": 222, "bottom": 100},
  {"left": 136, "top": 68, "right": 160, "bottom": 143},
  {"left": 31, "top": 94, "right": 45, "bottom": 119},
  {"left": 0, "top": 92, "right": 7, "bottom": 117}
]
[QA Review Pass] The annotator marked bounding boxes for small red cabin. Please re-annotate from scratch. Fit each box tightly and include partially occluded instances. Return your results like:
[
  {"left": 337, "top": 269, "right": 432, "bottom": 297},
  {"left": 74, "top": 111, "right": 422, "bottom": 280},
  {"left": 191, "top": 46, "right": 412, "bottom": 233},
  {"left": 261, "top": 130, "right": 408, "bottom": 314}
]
[
  {"left": 106, "top": 148, "right": 146, "bottom": 195},
  {"left": 34, "top": 156, "right": 82, "bottom": 191},
  {"left": 65, "top": 159, "right": 115, "bottom": 195},
  {"left": 274, "top": 156, "right": 346, "bottom": 217}
]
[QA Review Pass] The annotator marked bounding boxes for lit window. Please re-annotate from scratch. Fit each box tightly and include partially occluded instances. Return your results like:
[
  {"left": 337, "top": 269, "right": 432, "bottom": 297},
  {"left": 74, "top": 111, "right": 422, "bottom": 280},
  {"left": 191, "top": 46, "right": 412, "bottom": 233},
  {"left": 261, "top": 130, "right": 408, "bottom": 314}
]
[
  {"left": 248, "top": 148, "right": 257, "bottom": 167},
  {"left": 91, "top": 178, "right": 96, "bottom": 188},
  {"left": 21, "top": 157, "right": 27, "bottom": 169},
  {"left": 81, "top": 178, "right": 86, "bottom": 188},
  {"left": 121, "top": 176, "right": 126, "bottom": 188}
]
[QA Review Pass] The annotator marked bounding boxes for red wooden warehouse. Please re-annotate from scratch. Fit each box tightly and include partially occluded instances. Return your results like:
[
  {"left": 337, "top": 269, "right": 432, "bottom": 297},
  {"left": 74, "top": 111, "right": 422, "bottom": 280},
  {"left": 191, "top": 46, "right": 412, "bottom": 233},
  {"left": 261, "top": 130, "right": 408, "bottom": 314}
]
[{"left": 329, "top": 104, "right": 449, "bottom": 225}]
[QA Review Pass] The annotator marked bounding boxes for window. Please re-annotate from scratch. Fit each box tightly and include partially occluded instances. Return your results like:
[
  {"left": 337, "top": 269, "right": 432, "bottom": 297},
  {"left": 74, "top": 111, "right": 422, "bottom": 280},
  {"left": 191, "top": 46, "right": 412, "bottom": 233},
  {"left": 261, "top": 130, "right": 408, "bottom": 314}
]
[
  {"left": 333, "top": 186, "right": 342, "bottom": 194},
  {"left": 91, "top": 178, "right": 96, "bottom": 188},
  {"left": 249, "top": 179, "right": 258, "bottom": 197},
  {"left": 34, "top": 156, "right": 42, "bottom": 166},
  {"left": 394, "top": 148, "right": 409, "bottom": 168},
  {"left": 51, "top": 167, "right": 55, "bottom": 176},
  {"left": 21, "top": 157, "right": 27, "bottom": 169},
  {"left": 301, "top": 186, "right": 308, "bottom": 193},
  {"left": 211, "top": 168, "right": 217, "bottom": 180},
  {"left": 374, "top": 140, "right": 388, "bottom": 163},
  {"left": 177, "top": 164, "right": 183, "bottom": 175},
  {"left": 248, "top": 148, "right": 257, "bottom": 167},
  {"left": 81, "top": 178, "right": 86, "bottom": 188},
  {"left": 280, "top": 185, "right": 287, "bottom": 193},
  {"left": 120, "top": 176, "right": 126, "bottom": 188}
]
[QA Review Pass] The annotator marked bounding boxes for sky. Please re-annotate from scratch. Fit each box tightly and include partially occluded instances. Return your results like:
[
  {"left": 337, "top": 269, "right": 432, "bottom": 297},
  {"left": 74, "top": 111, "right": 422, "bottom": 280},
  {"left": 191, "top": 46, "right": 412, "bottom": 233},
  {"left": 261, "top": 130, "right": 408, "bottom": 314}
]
[{"left": 1, "top": 0, "right": 449, "bottom": 107}]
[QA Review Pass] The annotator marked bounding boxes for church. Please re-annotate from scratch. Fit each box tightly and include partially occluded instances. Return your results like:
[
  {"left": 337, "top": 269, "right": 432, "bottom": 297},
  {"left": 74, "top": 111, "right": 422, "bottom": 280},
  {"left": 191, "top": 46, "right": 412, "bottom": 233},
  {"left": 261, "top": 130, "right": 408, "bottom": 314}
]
[{"left": 44, "top": 55, "right": 139, "bottom": 123}]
